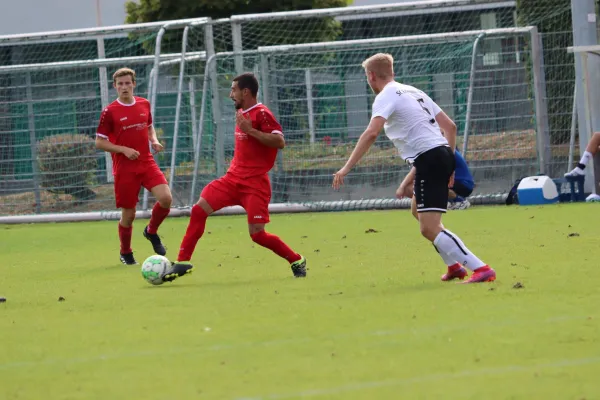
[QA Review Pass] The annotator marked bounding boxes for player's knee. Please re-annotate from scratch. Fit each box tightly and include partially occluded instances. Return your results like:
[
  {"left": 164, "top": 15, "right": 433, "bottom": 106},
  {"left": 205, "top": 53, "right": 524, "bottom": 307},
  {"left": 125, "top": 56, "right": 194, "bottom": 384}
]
[
  {"left": 158, "top": 194, "right": 172, "bottom": 209},
  {"left": 196, "top": 197, "right": 214, "bottom": 215},
  {"left": 249, "top": 225, "right": 265, "bottom": 239},
  {"left": 591, "top": 131, "right": 600, "bottom": 146},
  {"left": 120, "top": 208, "right": 136, "bottom": 226},
  {"left": 419, "top": 223, "right": 440, "bottom": 242}
]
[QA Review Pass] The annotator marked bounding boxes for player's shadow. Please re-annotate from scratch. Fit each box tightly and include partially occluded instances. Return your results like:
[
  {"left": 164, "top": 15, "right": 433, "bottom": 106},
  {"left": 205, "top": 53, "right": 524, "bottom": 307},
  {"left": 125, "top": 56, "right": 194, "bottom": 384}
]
[
  {"left": 141, "top": 275, "right": 292, "bottom": 290},
  {"left": 141, "top": 282, "right": 205, "bottom": 289}
]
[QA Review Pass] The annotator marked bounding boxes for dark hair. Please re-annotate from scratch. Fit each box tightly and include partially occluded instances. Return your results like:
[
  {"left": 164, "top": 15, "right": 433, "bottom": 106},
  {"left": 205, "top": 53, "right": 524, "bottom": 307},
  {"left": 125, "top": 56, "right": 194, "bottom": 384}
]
[{"left": 233, "top": 73, "right": 259, "bottom": 97}]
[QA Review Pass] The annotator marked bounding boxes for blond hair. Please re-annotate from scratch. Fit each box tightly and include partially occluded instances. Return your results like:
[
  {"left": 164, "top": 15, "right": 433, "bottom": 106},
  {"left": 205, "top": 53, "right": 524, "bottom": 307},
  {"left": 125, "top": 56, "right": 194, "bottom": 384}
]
[
  {"left": 362, "top": 53, "right": 394, "bottom": 79},
  {"left": 113, "top": 68, "right": 136, "bottom": 83}
]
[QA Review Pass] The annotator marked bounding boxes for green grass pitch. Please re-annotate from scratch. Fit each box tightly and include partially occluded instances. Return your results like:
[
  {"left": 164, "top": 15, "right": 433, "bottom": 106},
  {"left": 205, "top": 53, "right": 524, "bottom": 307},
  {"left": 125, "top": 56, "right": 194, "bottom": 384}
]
[{"left": 1, "top": 204, "right": 599, "bottom": 399}]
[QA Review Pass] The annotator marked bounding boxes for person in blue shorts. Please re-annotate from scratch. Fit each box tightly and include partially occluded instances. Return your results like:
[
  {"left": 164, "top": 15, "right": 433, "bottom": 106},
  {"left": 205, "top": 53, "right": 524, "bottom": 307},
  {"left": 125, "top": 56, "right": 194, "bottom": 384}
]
[
  {"left": 448, "top": 150, "right": 475, "bottom": 209},
  {"left": 397, "top": 149, "right": 475, "bottom": 210}
]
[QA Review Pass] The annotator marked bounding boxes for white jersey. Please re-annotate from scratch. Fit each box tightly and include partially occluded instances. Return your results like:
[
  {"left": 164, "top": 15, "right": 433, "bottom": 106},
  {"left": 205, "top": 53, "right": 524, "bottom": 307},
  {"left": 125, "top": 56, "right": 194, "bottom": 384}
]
[{"left": 371, "top": 81, "right": 449, "bottom": 163}]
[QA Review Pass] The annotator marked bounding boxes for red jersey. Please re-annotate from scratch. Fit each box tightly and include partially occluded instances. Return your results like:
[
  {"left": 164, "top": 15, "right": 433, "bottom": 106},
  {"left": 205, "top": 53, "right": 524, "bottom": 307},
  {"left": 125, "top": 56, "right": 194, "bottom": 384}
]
[
  {"left": 228, "top": 103, "right": 283, "bottom": 179},
  {"left": 96, "top": 96, "right": 154, "bottom": 174}
]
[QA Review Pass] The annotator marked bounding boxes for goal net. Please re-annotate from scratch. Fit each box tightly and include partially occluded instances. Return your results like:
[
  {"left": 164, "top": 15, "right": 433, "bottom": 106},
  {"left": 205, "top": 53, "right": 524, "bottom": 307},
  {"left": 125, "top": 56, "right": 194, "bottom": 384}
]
[{"left": 176, "top": 28, "right": 543, "bottom": 213}]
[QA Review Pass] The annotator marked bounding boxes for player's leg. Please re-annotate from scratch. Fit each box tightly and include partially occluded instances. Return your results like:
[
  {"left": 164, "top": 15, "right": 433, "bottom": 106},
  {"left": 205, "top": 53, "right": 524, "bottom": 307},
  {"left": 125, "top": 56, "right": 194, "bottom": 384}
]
[
  {"left": 176, "top": 196, "right": 215, "bottom": 262},
  {"left": 412, "top": 184, "right": 464, "bottom": 280},
  {"left": 410, "top": 194, "right": 418, "bottom": 220},
  {"left": 164, "top": 177, "right": 238, "bottom": 282},
  {"left": 448, "top": 181, "right": 472, "bottom": 210},
  {"left": 242, "top": 177, "right": 306, "bottom": 277},
  {"left": 566, "top": 131, "right": 600, "bottom": 176},
  {"left": 416, "top": 175, "right": 494, "bottom": 283},
  {"left": 119, "top": 208, "right": 137, "bottom": 264},
  {"left": 114, "top": 172, "right": 142, "bottom": 265},
  {"left": 414, "top": 146, "right": 494, "bottom": 283},
  {"left": 142, "top": 184, "right": 171, "bottom": 255},
  {"left": 137, "top": 167, "right": 170, "bottom": 258},
  {"left": 140, "top": 163, "right": 171, "bottom": 255}
]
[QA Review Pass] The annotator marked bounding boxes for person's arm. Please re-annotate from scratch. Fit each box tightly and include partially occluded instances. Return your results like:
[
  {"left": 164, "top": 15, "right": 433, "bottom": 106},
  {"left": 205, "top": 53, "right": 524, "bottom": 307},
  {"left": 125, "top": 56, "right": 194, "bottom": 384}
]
[
  {"left": 236, "top": 111, "right": 285, "bottom": 149},
  {"left": 430, "top": 100, "right": 456, "bottom": 187},
  {"left": 95, "top": 107, "right": 139, "bottom": 159},
  {"left": 148, "top": 125, "right": 164, "bottom": 153},
  {"left": 396, "top": 166, "right": 416, "bottom": 199},
  {"left": 435, "top": 110, "right": 457, "bottom": 153},
  {"left": 95, "top": 137, "right": 139, "bottom": 160},
  {"left": 332, "top": 116, "right": 386, "bottom": 189}
]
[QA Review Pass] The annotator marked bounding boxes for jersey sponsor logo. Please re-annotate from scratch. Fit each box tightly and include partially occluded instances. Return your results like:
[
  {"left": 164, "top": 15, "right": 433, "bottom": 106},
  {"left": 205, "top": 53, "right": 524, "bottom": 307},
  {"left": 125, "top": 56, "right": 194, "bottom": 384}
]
[
  {"left": 253, "top": 215, "right": 264, "bottom": 219},
  {"left": 140, "top": 113, "right": 147, "bottom": 117},
  {"left": 235, "top": 131, "right": 248, "bottom": 140},
  {"left": 123, "top": 122, "right": 148, "bottom": 131}
]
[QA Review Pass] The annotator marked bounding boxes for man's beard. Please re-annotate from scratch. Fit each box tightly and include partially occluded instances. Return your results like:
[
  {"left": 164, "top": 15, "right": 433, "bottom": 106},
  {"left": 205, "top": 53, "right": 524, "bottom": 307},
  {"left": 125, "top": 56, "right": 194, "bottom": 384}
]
[{"left": 234, "top": 100, "right": 242, "bottom": 109}]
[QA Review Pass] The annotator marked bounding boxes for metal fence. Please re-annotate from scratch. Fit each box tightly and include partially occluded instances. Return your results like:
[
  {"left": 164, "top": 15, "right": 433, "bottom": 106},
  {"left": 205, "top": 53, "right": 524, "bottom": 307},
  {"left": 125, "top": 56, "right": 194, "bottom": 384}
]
[{"left": 0, "top": 0, "right": 584, "bottom": 219}]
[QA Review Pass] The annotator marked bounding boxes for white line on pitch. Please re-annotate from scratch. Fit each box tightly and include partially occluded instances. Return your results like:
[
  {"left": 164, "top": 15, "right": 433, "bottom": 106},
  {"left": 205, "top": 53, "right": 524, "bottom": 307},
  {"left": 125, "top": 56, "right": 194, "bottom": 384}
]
[
  {"left": 235, "top": 357, "right": 600, "bottom": 400},
  {"left": 0, "top": 314, "right": 594, "bottom": 370}
]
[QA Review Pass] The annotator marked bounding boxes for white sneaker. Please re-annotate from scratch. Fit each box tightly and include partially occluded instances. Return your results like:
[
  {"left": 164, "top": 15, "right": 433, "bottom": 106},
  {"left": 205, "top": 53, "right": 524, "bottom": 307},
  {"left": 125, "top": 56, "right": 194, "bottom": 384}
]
[
  {"left": 448, "top": 199, "right": 471, "bottom": 210},
  {"left": 565, "top": 167, "right": 585, "bottom": 177},
  {"left": 586, "top": 194, "right": 600, "bottom": 202}
]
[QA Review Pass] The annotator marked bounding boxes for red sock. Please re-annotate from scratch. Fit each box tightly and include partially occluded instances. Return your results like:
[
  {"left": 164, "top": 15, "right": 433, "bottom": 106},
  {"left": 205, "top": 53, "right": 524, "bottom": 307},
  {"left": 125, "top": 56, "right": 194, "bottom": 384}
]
[
  {"left": 250, "top": 230, "right": 301, "bottom": 263},
  {"left": 118, "top": 223, "right": 133, "bottom": 254},
  {"left": 177, "top": 205, "right": 208, "bottom": 261},
  {"left": 147, "top": 202, "right": 170, "bottom": 234}
]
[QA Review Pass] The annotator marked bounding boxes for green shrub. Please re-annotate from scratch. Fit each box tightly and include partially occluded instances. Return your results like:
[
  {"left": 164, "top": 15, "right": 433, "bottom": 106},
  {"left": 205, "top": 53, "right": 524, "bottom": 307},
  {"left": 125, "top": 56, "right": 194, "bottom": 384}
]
[{"left": 37, "top": 133, "right": 98, "bottom": 200}]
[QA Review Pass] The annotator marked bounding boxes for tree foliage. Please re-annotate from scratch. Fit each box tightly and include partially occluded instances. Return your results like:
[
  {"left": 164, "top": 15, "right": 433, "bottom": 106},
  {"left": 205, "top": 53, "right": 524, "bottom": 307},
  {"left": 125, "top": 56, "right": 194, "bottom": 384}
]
[{"left": 126, "top": 0, "right": 351, "bottom": 53}]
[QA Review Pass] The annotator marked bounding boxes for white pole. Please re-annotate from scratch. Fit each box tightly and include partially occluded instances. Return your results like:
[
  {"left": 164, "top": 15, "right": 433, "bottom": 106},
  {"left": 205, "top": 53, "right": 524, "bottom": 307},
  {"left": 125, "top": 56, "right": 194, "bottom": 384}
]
[
  {"left": 568, "top": 85, "right": 577, "bottom": 172},
  {"left": 95, "top": 0, "right": 113, "bottom": 183},
  {"left": 169, "top": 25, "right": 190, "bottom": 190},
  {"left": 571, "top": 0, "right": 599, "bottom": 193},
  {"left": 305, "top": 68, "right": 315, "bottom": 145},
  {"left": 189, "top": 78, "right": 198, "bottom": 159}
]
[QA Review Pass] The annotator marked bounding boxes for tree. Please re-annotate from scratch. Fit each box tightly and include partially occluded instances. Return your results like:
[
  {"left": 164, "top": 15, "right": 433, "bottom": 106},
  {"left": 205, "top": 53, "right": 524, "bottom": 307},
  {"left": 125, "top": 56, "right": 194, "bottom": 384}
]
[{"left": 125, "top": 0, "right": 351, "bottom": 54}]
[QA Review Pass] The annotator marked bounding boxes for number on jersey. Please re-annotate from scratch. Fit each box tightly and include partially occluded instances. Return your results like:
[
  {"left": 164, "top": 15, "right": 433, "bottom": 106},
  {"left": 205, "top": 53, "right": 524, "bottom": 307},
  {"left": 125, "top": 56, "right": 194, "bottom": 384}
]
[{"left": 416, "top": 98, "right": 435, "bottom": 125}]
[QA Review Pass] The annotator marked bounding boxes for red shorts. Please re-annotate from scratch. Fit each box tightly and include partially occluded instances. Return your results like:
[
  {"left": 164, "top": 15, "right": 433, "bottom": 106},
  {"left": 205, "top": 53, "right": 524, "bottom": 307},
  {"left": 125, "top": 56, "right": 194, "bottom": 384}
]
[
  {"left": 201, "top": 173, "right": 271, "bottom": 223},
  {"left": 114, "top": 162, "right": 168, "bottom": 209}
]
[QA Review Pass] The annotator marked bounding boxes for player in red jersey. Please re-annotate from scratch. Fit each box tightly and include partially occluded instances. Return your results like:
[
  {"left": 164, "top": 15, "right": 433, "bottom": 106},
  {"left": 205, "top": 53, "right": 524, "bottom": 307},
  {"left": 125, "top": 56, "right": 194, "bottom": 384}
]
[
  {"left": 95, "top": 68, "right": 172, "bottom": 265},
  {"left": 162, "top": 73, "right": 306, "bottom": 282}
]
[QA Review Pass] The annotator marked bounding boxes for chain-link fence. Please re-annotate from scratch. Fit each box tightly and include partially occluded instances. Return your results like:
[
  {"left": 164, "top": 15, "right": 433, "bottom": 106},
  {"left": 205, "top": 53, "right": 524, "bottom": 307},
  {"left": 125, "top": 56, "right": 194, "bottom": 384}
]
[{"left": 0, "top": 0, "right": 595, "bottom": 218}]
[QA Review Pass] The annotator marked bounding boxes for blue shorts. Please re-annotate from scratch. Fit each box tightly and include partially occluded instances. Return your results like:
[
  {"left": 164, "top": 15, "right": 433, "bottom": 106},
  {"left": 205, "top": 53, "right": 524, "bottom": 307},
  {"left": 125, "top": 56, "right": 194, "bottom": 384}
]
[{"left": 451, "top": 180, "right": 474, "bottom": 198}]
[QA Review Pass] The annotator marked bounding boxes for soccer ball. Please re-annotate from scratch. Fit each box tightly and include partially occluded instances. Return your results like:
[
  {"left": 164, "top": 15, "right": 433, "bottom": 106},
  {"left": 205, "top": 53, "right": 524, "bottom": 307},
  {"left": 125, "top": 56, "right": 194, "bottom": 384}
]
[{"left": 141, "top": 255, "right": 171, "bottom": 285}]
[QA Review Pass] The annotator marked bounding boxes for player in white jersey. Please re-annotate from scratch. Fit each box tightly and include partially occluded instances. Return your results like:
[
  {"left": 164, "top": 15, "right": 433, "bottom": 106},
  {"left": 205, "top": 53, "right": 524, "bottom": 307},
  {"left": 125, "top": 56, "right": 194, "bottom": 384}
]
[{"left": 332, "top": 53, "right": 496, "bottom": 283}]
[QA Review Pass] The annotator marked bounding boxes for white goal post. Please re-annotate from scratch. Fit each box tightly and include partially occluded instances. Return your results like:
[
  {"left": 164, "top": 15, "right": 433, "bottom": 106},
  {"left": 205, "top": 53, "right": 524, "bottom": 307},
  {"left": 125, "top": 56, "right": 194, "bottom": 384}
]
[
  {"left": 0, "top": 26, "right": 542, "bottom": 224},
  {"left": 567, "top": 45, "right": 600, "bottom": 197}
]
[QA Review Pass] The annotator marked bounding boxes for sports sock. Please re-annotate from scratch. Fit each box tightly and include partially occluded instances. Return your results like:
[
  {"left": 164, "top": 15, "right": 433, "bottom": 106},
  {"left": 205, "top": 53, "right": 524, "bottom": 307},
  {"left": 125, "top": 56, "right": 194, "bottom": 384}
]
[
  {"left": 250, "top": 230, "right": 302, "bottom": 263},
  {"left": 578, "top": 151, "right": 593, "bottom": 170},
  {"left": 177, "top": 205, "right": 208, "bottom": 262},
  {"left": 147, "top": 202, "right": 170, "bottom": 234},
  {"left": 433, "top": 229, "right": 486, "bottom": 271},
  {"left": 433, "top": 244, "right": 460, "bottom": 268},
  {"left": 118, "top": 223, "right": 133, "bottom": 254}
]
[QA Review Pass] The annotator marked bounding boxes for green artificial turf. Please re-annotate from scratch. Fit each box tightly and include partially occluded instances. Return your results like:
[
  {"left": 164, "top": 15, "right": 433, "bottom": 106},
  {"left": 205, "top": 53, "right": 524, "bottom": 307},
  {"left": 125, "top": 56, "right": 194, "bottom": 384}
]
[{"left": 1, "top": 204, "right": 599, "bottom": 399}]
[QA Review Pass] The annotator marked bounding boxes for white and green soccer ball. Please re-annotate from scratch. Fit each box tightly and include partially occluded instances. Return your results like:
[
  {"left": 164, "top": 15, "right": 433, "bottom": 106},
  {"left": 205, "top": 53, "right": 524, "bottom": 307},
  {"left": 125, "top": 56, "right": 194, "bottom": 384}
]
[{"left": 141, "top": 255, "right": 171, "bottom": 285}]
